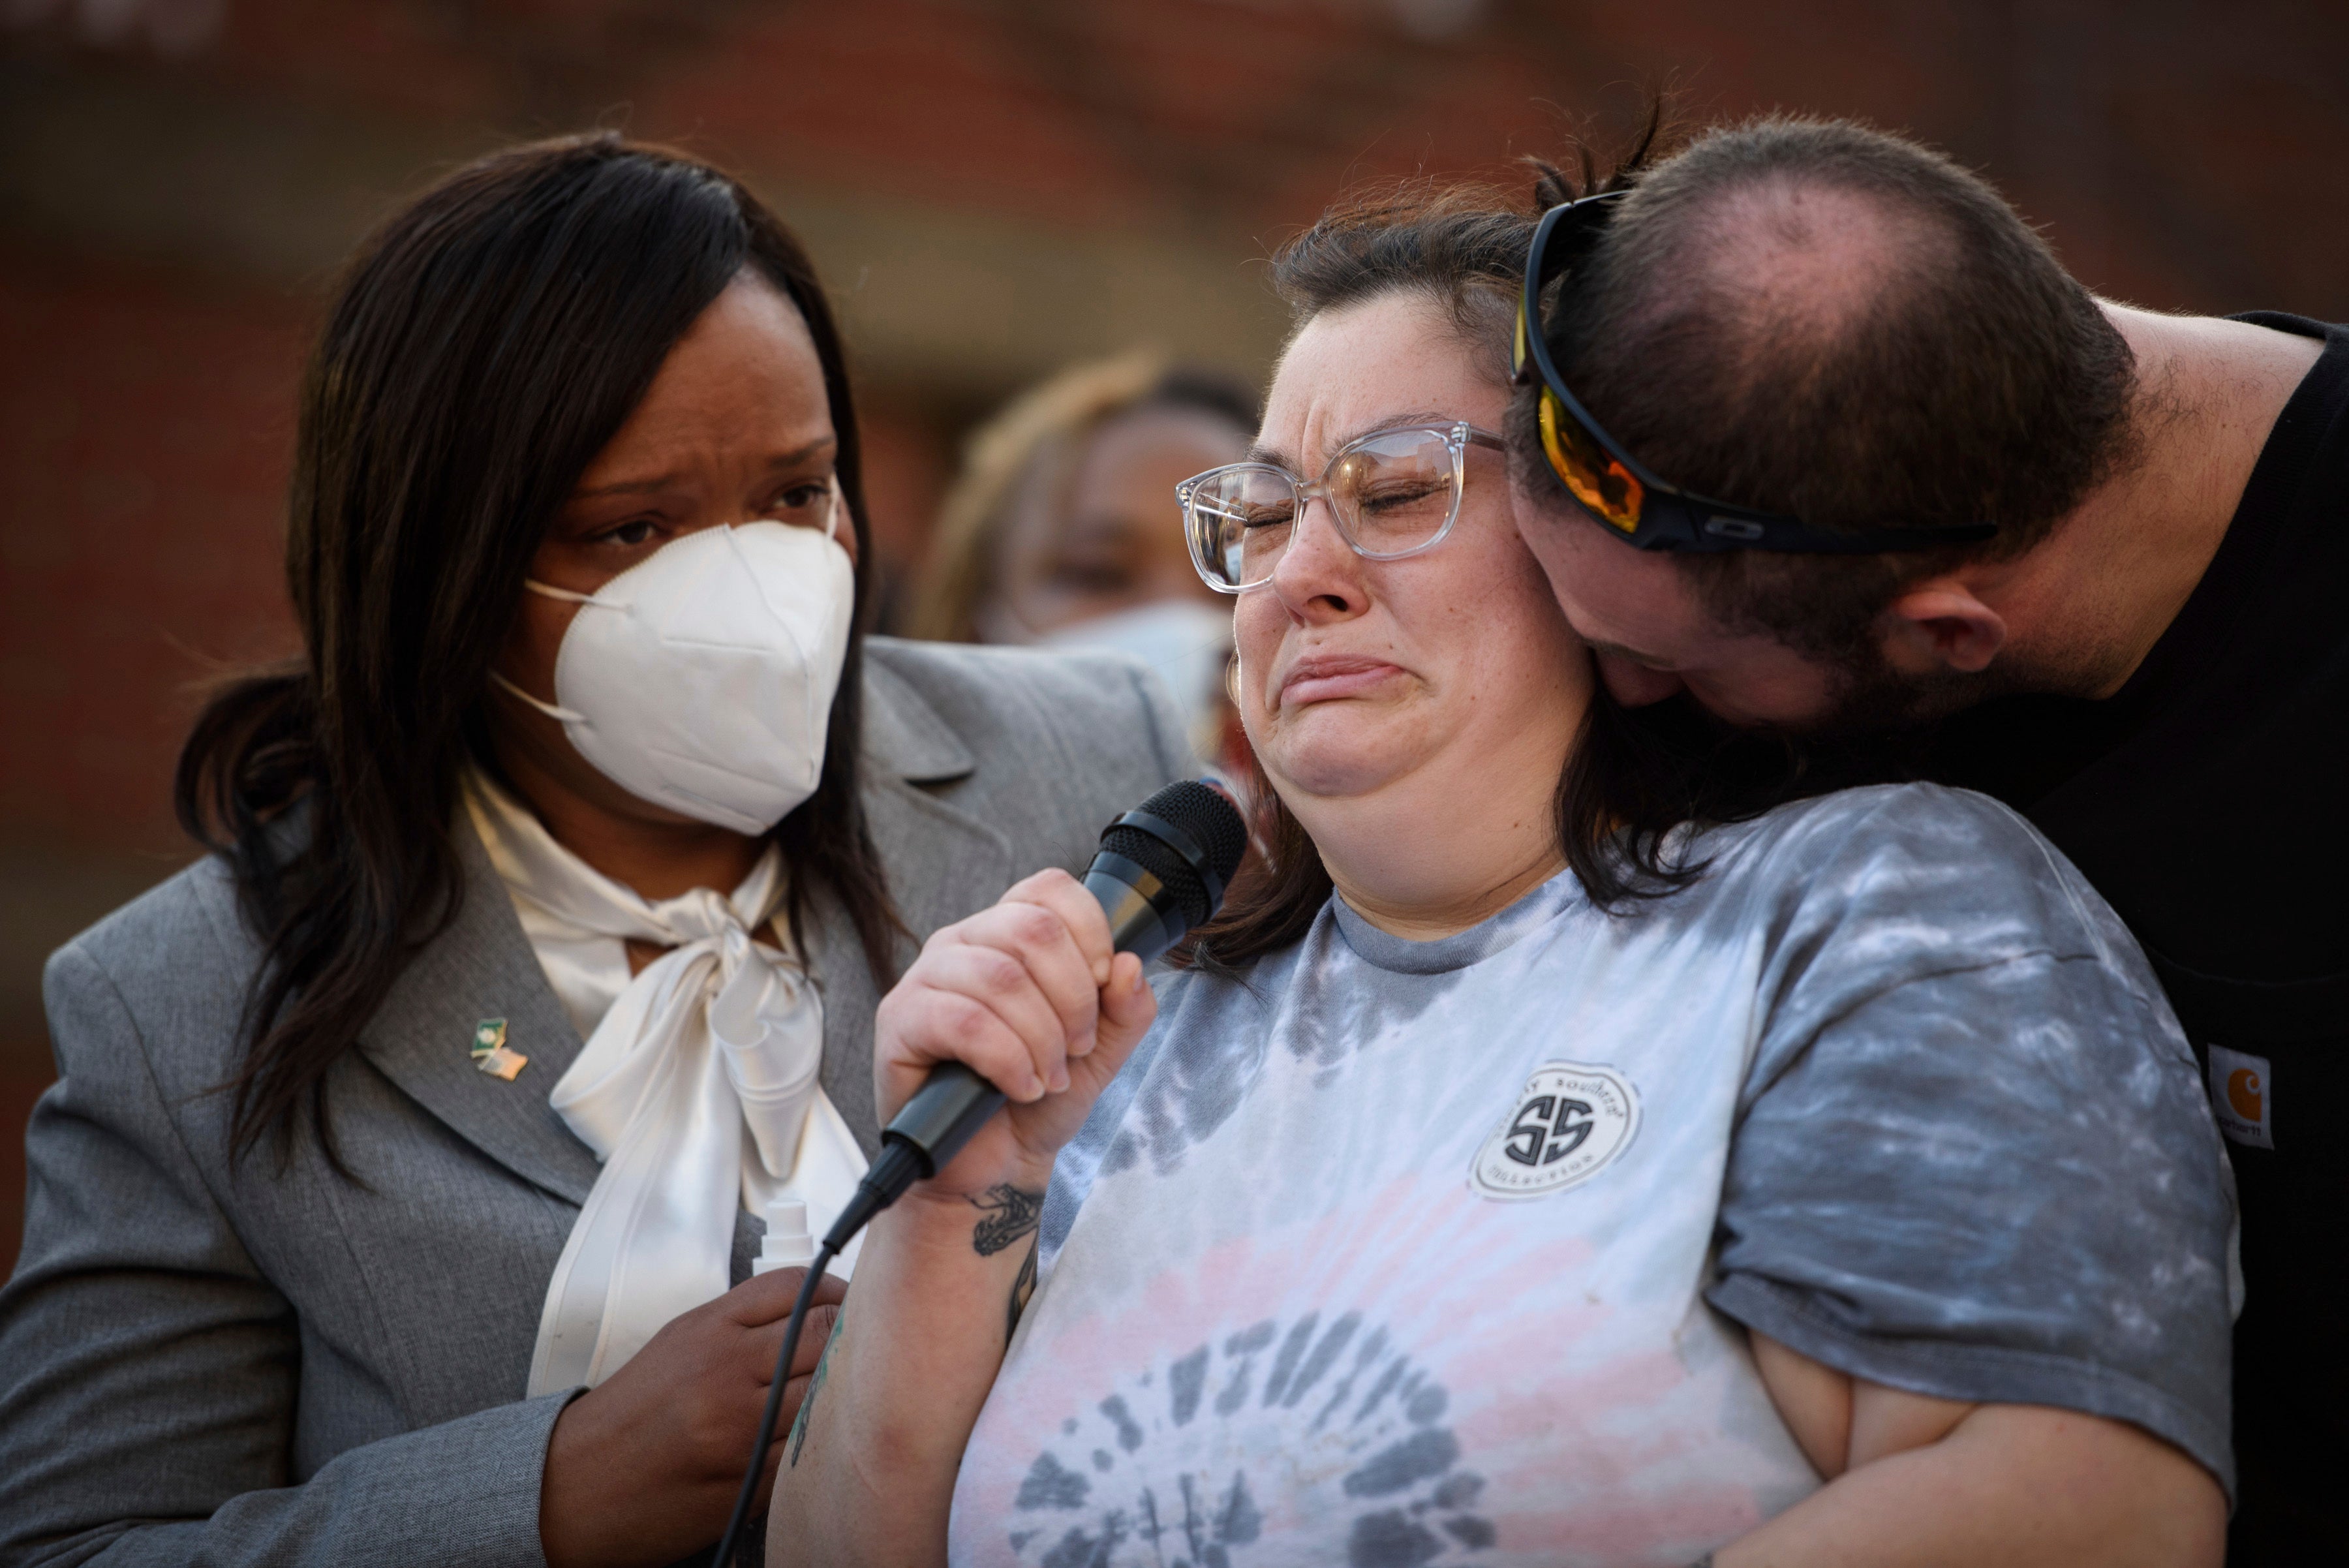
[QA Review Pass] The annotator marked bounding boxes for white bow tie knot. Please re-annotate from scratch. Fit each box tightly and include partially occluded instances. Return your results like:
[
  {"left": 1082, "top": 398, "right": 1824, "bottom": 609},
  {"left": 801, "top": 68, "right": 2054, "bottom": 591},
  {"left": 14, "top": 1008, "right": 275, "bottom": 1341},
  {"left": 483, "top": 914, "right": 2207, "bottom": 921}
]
[{"left": 461, "top": 773, "right": 869, "bottom": 1399}]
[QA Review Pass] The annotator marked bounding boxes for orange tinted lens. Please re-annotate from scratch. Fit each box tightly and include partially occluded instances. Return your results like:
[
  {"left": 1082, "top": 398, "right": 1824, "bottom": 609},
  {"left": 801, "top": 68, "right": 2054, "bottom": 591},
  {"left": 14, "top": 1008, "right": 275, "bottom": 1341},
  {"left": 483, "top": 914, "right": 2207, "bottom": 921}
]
[{"left": 1539, "top": 388, "right": 1644, "bottom": 535}]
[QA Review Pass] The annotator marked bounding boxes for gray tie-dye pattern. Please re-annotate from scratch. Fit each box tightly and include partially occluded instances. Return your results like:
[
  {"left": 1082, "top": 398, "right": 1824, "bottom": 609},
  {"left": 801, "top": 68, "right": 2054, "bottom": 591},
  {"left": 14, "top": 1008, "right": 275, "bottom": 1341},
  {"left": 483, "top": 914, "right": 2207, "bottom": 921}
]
[
  {"left": 979, "top": 784, "right": 2235, "bottom": 1565},
  {"left": 999, "top": 1313, "right": 1490, "bottom": 1568},
  {"left": 1697, "top": 790, "right": 2235, "bottom": 1479},
  {"left": 1041, "top": 910, "right": 1513, "bottom": 1259}
]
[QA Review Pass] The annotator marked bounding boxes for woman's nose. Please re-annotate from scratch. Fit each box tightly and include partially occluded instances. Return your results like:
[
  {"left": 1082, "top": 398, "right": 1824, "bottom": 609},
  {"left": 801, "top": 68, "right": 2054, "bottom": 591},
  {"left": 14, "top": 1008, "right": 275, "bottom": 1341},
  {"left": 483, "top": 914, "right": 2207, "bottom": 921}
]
[{"left": 1267, "top": 497, "right": 1366, "bottom": 621}]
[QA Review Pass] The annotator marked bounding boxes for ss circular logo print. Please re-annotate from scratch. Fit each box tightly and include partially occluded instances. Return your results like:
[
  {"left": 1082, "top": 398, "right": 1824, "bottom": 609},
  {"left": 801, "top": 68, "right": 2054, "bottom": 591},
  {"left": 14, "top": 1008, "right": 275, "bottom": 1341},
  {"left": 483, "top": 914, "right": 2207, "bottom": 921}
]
[{"left": 1471, "top": 1062, "right": 1641, "bottom": 1200}]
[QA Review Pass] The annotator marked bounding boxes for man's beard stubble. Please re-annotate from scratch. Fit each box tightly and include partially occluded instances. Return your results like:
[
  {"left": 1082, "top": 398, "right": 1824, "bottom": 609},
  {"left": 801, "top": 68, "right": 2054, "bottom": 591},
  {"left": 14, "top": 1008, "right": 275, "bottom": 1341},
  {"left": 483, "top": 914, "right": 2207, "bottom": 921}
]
[{"left": 1722, "top": 638, "right": 2023, "bottom": 797}]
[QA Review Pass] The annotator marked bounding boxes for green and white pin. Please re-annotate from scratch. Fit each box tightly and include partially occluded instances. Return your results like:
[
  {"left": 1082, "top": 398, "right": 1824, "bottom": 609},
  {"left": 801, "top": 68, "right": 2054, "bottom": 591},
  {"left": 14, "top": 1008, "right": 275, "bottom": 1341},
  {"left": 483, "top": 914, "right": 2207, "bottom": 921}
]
[{"left": 470, "top": 1018, "right": 527, "bottom": 1081}]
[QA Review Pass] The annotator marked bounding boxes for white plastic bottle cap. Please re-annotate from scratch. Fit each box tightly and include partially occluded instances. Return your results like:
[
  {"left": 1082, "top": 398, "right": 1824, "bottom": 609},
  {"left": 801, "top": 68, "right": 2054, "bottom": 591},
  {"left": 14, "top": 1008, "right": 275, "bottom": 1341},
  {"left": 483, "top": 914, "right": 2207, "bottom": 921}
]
[{"left": 754, "top": 1197, "right": 815, "bottom": 1274}]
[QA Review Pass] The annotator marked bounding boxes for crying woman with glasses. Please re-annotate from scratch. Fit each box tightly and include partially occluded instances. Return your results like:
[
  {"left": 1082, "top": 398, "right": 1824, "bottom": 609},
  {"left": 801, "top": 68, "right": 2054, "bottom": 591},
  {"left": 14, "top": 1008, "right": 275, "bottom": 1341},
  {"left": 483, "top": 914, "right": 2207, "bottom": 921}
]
[{"left": 776, "top": 186, "right": 2235, "bottom": 1568}]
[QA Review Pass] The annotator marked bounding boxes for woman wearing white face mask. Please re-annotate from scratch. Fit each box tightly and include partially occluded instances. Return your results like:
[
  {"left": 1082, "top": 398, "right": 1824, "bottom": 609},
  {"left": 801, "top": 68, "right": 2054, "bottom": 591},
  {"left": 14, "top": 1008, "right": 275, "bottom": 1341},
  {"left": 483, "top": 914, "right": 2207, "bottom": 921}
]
[
  {"left": 0, "top": 136, "right": 1189, "bottom": 1568},
  {"left": 906, "top": 353, "right": 1260, "bottom": 775}
]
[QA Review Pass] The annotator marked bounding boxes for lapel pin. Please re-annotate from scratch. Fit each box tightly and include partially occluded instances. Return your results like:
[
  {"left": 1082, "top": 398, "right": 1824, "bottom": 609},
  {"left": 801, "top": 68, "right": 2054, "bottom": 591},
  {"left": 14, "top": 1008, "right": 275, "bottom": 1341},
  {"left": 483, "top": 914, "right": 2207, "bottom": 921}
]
[{"left": 470, "top": 1018, "right": 529, "bottom": 1081}]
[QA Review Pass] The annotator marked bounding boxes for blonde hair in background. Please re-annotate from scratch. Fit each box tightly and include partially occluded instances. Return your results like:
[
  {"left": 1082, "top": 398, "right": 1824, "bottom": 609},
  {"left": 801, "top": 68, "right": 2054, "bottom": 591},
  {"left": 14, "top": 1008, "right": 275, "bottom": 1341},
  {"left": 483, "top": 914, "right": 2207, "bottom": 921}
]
[{"left": 904, "top": 349, "right": 1179, "bottom": 643}]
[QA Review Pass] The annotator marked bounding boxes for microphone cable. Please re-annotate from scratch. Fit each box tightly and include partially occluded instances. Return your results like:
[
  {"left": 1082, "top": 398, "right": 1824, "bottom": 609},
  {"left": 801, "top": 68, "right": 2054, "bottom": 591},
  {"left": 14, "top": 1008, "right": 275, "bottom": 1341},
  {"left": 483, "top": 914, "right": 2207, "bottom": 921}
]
[
  {"left": 711, "top": 1240, "right": 835, "bottom": 1567},
  {"left": 709, "top": 1139, "right": 923, "bottom": 1567}
]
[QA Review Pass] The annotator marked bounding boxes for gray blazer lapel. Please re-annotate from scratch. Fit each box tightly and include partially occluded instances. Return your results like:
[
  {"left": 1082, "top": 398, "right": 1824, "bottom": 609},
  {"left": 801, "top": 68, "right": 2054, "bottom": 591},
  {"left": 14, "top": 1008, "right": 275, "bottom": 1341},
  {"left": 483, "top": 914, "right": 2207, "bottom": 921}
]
[
  {"left": 811, "top": 662, "right": 1015, "bottom": 1155},
  {"left": 360, "top": 822, "right": 600, "bottom": 1205},
  {"left": 364, "top": 658, "right": 1017, "bottom": 1178}
]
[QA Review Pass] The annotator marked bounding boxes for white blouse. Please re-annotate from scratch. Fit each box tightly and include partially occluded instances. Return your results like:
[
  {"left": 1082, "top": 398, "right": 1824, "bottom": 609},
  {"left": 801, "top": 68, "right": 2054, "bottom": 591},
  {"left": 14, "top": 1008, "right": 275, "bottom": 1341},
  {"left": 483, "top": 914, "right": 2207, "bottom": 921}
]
[{"left": 463, "top": 769, "right": 867, "bottom": 1394}]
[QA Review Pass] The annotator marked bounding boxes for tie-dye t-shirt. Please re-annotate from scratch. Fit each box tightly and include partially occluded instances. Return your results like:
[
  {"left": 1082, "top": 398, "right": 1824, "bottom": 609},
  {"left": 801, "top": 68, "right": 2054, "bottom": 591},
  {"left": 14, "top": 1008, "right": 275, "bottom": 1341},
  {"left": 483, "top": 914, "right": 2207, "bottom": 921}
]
[{"left": 945, "top": 784, "right": 2236, "bottom": 1568}]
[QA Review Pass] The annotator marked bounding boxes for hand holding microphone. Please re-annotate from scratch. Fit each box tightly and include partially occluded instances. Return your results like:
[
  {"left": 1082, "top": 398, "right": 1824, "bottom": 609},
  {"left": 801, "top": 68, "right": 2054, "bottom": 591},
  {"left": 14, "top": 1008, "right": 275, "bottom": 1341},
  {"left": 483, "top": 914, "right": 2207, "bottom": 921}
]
[
  {"left": 832, "top": 778, "right": 1250, "bottom": 1237},
  {"left": 714, "top": 781, "right": 1247, "bottom": 1565},
  {"left": 874, "top": 865, "right": 1159, "bottom": 1197}
]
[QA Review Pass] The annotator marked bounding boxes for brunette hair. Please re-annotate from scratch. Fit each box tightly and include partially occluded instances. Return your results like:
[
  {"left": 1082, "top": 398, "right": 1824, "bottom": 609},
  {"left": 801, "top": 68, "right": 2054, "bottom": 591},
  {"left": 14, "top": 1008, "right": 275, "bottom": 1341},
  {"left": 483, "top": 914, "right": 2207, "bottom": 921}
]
[
  {"left": 1514, "top": 115, "right": 2140, "bottom": 663},
  {"left": 1184, "top": 116, "right": 1819, "bottom": 969},
  {"left": 905, "top": 351, "right": 1260, "bottom": 643},
  {"left": 177, "top": 134, "right": 903, "bottom": 1170}
]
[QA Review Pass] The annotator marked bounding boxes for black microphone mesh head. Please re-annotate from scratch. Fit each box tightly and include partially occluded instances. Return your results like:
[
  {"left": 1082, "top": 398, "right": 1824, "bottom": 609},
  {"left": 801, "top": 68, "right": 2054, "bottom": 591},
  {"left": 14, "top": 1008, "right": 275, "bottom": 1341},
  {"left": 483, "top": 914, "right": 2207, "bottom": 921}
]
[{"left": 1098, "top": 780, "right": 1250, "bottom": 928}]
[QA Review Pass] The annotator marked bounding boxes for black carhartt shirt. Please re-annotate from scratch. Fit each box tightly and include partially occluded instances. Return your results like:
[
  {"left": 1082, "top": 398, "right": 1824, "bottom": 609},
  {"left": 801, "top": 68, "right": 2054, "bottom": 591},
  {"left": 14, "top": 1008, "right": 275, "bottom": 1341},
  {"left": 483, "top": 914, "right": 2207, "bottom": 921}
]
[{"left": 1931, "top": 313, "right": 2348, "bottom": 1563}]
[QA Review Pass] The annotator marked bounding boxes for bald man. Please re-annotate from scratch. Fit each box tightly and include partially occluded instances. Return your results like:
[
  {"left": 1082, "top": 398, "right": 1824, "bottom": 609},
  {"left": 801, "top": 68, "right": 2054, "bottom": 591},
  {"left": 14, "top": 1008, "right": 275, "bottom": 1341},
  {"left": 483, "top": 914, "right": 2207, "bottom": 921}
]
[{"left": 1506, "top": 117, "right": 2342, "bottom": 1563}]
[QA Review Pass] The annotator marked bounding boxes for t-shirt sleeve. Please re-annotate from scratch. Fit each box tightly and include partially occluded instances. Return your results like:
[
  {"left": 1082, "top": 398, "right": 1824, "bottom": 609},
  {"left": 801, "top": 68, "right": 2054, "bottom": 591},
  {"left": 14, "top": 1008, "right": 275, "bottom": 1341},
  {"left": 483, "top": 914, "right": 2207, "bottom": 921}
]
[{"left": 1703, "top": 786, "right": 2237, "bottom": 1495}]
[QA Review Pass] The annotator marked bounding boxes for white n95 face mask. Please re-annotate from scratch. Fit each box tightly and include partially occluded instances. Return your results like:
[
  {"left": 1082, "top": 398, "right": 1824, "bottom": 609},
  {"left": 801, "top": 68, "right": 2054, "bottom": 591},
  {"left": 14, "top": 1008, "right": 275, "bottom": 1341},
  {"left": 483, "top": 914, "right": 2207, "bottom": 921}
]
[
  {"left": 494, "top": 516, "right": 856, "bottom": 835},
  {"left": 1036, "top": 598, "right": 1234, "bottom": 768}
]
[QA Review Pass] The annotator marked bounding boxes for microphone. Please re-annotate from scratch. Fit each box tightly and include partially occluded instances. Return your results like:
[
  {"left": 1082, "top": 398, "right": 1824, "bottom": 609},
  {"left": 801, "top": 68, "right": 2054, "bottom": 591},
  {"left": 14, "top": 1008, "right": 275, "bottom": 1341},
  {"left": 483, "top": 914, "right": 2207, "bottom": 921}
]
[
  {"left": 821, "top": 777, "right": 1250, "bottom": 1251},
  {"left": 711, "top": 778, "right": 1248, "bottom": 1565}
]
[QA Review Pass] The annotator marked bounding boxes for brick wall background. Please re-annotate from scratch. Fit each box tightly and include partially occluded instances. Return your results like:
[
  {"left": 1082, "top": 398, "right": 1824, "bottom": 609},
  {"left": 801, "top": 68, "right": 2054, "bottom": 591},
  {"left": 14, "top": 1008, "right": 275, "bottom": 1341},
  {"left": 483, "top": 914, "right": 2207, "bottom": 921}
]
[{"left": 6, "top": 0, "right": 2347, "bottom": 1267}]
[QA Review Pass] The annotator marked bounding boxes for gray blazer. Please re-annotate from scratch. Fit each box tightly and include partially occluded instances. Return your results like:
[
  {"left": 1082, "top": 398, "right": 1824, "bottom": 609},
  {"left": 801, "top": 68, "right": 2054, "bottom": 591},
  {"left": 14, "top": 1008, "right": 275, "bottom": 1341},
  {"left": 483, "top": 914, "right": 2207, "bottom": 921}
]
[{"left": 0, "top": 638, "right": 1191, "bottom": 1568}]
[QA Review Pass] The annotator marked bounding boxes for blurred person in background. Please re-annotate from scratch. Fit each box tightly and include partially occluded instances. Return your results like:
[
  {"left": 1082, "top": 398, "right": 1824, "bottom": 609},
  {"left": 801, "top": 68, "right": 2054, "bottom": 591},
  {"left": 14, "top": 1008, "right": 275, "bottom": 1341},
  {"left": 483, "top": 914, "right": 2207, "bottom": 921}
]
[
  {"left": 1503, "top": 114, "right": 2340, "bottom": 1563},
  {"left": 905, "top": 352, "right": 1258, "bottom": 775},
  {"left": 0, "top": 134, "right": 1189, "bottom": 1568}
]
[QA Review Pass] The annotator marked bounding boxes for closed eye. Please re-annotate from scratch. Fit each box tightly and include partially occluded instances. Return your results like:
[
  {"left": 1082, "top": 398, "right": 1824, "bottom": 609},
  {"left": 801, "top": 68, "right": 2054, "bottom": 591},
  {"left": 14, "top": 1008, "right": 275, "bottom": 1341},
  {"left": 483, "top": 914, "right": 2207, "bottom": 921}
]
[{"left": 1355, "top": 477, "right": 1447, "bottom": 515}]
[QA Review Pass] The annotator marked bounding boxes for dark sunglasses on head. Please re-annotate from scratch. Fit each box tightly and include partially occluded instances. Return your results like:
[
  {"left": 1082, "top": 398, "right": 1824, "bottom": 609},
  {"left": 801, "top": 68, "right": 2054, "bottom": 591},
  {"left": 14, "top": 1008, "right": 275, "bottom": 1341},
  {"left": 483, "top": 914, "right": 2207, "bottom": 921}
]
[{"left": 1514, "top": 190, "right": 1998, "bottom": 555}]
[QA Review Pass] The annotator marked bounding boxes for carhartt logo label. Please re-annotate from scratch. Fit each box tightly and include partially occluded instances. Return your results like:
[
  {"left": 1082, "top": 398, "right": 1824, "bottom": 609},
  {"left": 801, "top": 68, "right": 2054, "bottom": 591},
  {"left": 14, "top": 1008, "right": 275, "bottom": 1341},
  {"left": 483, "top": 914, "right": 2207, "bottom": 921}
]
[
  {"left": 1472, "top": 1062, "right": 1640, "bottom": 1200},
  {"left": 2208, "top": 1045, "right": 2272, "bottom": 1150}
]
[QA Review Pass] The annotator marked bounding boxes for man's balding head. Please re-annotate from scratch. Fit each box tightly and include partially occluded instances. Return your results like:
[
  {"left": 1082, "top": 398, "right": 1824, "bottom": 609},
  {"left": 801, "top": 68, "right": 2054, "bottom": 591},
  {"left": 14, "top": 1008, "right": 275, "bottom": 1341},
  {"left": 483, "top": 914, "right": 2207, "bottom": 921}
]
[
  {"left": 1516, "top": 117, "right": 2138, "bottom": 664},
  {"left": 1621, "top": 162, "right": 1942, "bottom": 348}
]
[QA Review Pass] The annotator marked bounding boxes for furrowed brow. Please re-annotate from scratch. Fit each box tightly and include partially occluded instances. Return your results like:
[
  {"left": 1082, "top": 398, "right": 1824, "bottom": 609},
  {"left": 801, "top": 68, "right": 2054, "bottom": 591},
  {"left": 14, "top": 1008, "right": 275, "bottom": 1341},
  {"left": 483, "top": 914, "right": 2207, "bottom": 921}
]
[
  {"left": 1246, "top": 410, "right": 1454, "bottom": 472},
  {"left": 761, "top": 437, "right": 837, "bottom": 472},
  {"left": 571, "top": 438, "right": 836, "bottom": 500},
  {"left": 574, "top": 472, "right": 683, "bottom": 500}
]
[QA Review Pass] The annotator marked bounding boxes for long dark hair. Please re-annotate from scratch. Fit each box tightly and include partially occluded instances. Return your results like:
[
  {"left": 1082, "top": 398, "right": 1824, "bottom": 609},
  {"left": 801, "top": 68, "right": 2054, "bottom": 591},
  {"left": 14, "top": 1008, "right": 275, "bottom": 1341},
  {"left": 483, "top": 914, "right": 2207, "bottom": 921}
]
[
  {"left": 1186, "top": 123, "right": 1828, "bottom": 968},
  {"left": 177, "top": 134, "right": 904, "bottom": 1169}
]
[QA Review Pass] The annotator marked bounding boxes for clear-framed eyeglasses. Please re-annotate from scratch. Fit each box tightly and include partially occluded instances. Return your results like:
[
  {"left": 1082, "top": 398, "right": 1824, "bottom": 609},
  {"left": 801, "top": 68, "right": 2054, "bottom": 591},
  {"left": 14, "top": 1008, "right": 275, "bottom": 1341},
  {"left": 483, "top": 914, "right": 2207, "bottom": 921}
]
[{"left": 1177, "top": 421, "right": 1506, "bottom": 594}]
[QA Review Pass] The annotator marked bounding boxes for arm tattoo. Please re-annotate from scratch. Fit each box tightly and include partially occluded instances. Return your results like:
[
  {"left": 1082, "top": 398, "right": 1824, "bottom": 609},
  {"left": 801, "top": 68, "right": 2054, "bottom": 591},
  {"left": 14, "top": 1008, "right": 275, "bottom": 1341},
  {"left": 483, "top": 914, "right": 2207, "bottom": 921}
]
[
  {"left": 786, "top": 1300, "right": 842, "bottom": 1469},
  {"left": 968, "top": 1183, "right": 1043, "bottom": 1257},
  {"left": 970, "top": 1184, "right": 1045, "bottom": 1347}
]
